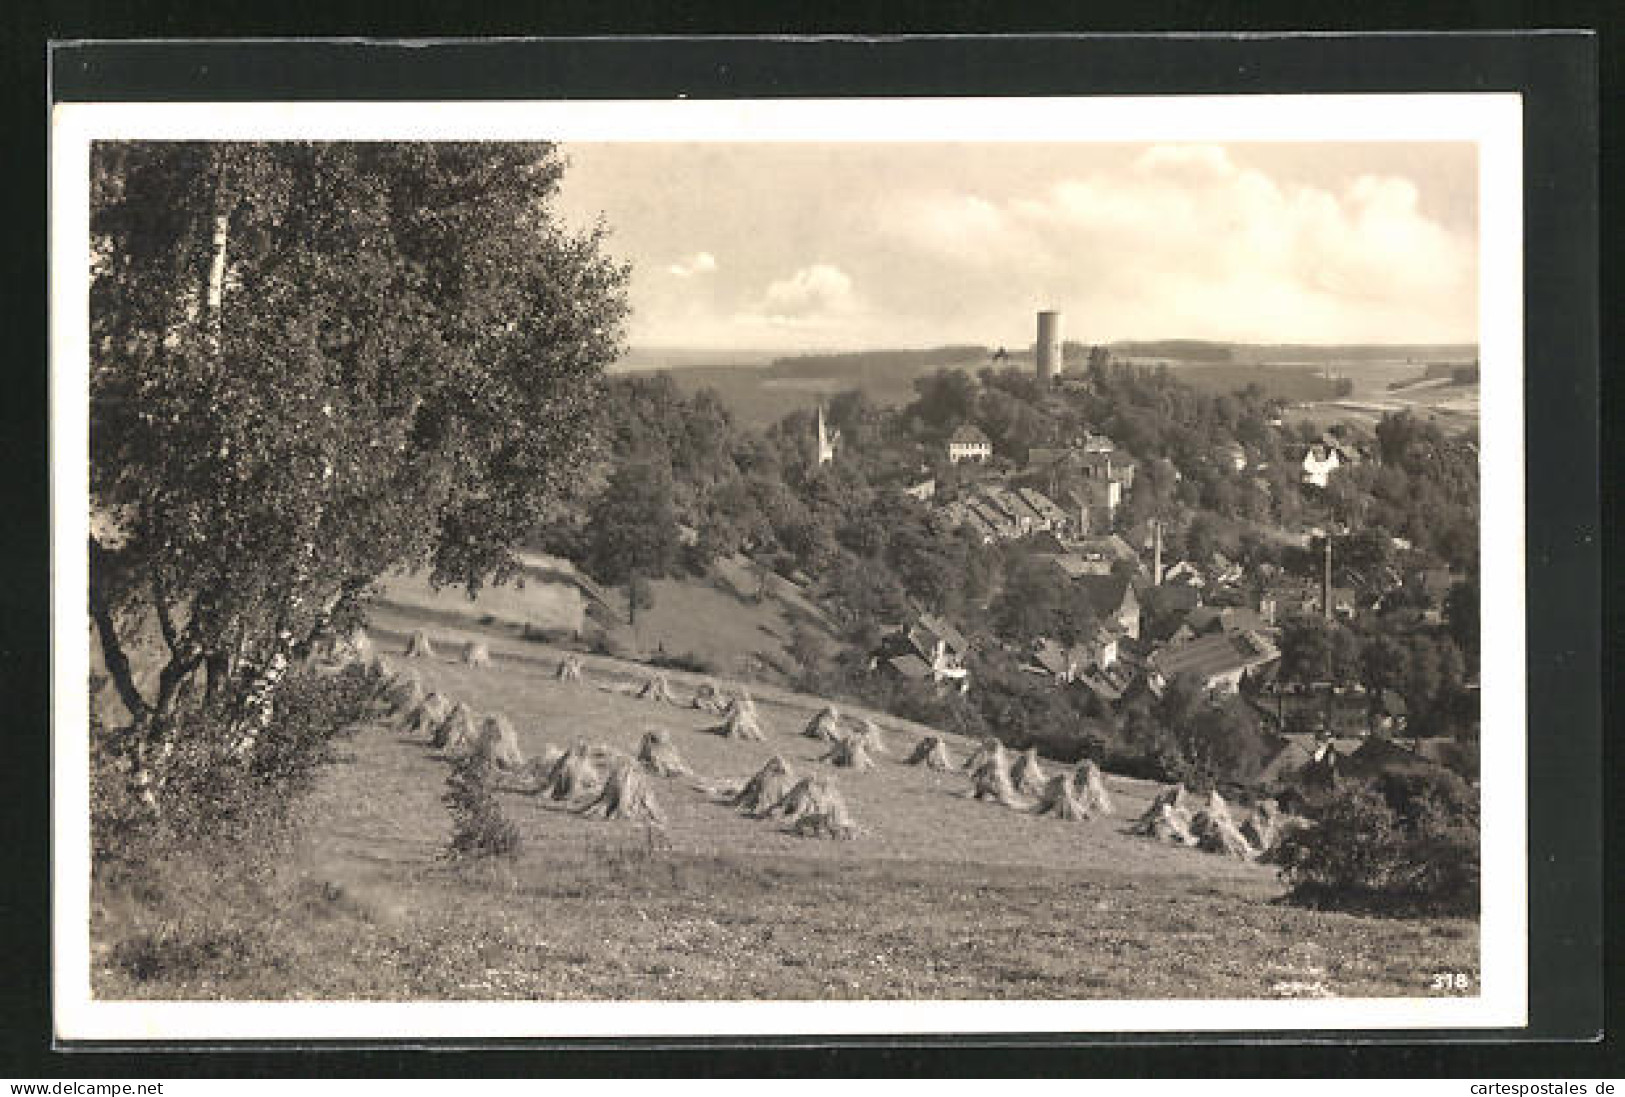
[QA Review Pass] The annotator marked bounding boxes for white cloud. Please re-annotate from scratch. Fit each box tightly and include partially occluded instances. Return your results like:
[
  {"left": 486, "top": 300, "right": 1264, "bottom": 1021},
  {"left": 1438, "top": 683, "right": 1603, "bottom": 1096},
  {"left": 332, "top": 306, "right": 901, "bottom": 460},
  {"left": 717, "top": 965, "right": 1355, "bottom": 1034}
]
[
  {"left": 1134, "top": 143, "right": 1237, "bottom": 178},
  {"left": 759, "top": 264, "right": 858, "bottom": 320},
  {"left": 875, "top": 146, "right": 1477, "bottom": 342},
  {"left": 665, "top": 251, "right": 718, "bottom": 277}
]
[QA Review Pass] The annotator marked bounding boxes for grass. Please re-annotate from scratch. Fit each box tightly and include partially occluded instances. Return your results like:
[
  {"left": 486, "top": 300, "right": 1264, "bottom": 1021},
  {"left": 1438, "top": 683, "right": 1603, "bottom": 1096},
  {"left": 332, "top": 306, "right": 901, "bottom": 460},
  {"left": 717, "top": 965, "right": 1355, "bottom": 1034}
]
[{"left": 92, "top": 624, "right": 1479, "bottom": 1002}]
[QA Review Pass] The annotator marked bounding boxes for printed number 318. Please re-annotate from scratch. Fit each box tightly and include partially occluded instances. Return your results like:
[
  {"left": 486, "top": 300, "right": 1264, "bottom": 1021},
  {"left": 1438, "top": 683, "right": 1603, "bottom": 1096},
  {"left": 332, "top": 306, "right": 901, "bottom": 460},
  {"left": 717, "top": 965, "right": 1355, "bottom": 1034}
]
[{"left": 1430, "top": 972, "right": 1473, "bottom": 991}]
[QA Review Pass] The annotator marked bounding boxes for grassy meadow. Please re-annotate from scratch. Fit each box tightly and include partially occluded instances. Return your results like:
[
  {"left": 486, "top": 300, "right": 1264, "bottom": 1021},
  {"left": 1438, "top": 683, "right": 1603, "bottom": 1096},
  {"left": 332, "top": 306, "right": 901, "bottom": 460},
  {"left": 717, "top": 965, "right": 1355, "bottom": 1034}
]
[{"left": 92, "top": 617, "right": 1479, "bottom": 1003}]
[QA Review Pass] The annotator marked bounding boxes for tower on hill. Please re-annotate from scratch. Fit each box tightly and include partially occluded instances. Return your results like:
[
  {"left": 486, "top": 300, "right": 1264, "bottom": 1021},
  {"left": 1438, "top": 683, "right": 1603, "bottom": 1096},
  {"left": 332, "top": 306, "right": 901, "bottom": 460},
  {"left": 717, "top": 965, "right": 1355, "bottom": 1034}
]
[{"left": 1036, "top": 310, "right": 1064, "bottom": 382}]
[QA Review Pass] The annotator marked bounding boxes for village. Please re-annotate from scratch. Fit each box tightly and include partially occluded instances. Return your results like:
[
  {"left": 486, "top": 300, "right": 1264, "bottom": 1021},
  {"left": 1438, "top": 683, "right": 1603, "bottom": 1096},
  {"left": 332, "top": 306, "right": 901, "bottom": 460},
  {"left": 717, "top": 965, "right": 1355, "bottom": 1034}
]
[{"left": 709, "top": 308, "right": 1485, "bottom": 813}]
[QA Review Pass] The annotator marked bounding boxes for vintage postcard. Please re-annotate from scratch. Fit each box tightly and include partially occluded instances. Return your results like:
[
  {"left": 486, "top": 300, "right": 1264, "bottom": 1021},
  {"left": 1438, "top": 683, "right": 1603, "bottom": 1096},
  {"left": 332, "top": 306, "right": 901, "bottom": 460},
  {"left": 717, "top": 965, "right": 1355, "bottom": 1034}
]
[{"left": 52, "top": 91, "right": 1525, "bottom": 1041}]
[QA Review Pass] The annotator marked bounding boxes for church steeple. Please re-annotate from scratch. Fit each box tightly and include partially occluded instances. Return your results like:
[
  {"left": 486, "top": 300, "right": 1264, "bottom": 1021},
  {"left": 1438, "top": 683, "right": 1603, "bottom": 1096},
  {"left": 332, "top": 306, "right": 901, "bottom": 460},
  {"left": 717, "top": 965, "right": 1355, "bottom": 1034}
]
[{"left": 816, "top": 403, "right": 838, "bottom": 465}]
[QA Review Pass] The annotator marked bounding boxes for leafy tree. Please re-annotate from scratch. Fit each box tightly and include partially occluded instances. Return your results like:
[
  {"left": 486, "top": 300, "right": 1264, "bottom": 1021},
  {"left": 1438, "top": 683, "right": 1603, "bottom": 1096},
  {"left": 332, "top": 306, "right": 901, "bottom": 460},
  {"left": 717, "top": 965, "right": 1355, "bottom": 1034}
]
[
  {"left": 1146, "top": 673, "right": 1269, "bottom": 788},
  {"left": 583, "top": 458, "right": 682, "bottom": 628},
  {"left": 1399, "top": 632, "right": 1467, "bottom": 736},
  {"left": 1444, "top": 574, "right": 1480, "bottom": 672},
  {"left": 1276, "top": 767, "right": 1478, "bottom": 915},
  {"left": 908, "top": 368, "right": 980, "bottom": 432},
  {"left": 90, "top": 142, "right": 628, "bottom": 811},
  {"left": 1359, "top": 633, "right": 1409, "bottom": 721},
  {"left": 443, "top": 752, "right": 523, "bottom": 860},
  {"left": 989, "top": 555, "right": 1098, "bottom": 647},
  {"left": 1277, "top": 616, "right": 1362, "bottom": 688},
  {"left": 824, "top": 552, "right": 910, "bottom": 648},
  {"left": 885, "top": 520, "right": 964, "bottom": 616}
]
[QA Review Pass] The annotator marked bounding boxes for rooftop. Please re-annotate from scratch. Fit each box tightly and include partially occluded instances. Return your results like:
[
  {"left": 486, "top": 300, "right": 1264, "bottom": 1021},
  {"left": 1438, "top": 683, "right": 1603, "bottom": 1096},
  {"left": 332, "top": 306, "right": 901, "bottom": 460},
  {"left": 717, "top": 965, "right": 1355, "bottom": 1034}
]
[{"left": 1150, "top": 629, "right": 1280, "bottom": 683}]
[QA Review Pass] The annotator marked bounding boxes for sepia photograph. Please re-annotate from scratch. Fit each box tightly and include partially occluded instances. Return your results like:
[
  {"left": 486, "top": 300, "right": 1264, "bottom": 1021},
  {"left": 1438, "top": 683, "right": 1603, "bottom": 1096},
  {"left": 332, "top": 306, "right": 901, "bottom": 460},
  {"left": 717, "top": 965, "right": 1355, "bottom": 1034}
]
[{"left": 51, "top": 91, "right": 1530, "bottom": 1040}]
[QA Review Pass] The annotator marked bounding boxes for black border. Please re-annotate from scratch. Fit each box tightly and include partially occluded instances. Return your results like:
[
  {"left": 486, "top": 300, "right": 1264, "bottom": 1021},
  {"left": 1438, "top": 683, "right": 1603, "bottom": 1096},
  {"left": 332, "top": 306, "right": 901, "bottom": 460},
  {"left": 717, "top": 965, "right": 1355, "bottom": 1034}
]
[{"left": 7, "top": 27, "right": 1609, "bottom": 1077}]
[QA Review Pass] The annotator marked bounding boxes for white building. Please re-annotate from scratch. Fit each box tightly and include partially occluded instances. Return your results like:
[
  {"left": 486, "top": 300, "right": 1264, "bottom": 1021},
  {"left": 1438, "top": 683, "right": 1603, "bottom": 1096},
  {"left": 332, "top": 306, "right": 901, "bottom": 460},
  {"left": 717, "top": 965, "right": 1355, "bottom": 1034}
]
[
  {"left": 1301, "top": 444, "right": 1341, "bottom": 488},
  {"left": 947, "top": 424, "right": 992, "bottom": 464}
]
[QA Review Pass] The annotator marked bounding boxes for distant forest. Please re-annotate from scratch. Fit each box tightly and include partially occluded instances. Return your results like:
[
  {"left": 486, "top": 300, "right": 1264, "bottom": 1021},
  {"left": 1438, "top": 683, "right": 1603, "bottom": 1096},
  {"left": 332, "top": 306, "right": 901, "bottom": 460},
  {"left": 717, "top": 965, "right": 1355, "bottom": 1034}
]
[
  {"left": 764, "top": 346, "right": 988, "bottom": 379},
  {"left": 757, "top": 340, "right": 1479, "bottom": 377}
]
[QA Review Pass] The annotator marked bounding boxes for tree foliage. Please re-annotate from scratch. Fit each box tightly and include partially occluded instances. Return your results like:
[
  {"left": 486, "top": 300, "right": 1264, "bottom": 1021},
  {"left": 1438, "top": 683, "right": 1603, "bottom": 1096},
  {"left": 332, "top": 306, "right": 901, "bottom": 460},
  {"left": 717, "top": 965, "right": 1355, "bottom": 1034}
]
[
  {"left": 90, "top": 141, "right": 629, "bottom": 807},
  {"left": 1275, "top": 766, "right": 1479, "bottom": 915}
]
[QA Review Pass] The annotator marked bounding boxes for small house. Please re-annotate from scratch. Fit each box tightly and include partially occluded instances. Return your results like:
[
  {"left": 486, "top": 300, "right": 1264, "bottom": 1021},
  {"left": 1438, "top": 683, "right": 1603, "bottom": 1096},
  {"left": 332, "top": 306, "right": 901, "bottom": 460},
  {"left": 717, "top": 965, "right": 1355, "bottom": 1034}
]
[{"left": 947, "top": 424, "right": 993, "bottom": 464}]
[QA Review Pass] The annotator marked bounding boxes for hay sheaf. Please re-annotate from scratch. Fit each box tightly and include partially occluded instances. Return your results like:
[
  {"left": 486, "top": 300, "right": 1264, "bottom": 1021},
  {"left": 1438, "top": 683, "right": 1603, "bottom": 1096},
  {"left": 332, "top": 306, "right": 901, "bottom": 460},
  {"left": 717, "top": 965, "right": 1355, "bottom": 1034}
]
[
  {"left": 462, "top": 640, "right": 492, "bottom": 668},
  {"left": 969, "top": 745, "right": 1022, "bottom": 807},
  {"left": 538, "top": 741, "right": 603, "bottom": 802},
  {"left": 1073, "top": 759, "right": 1115, "bottom": 816},
  {"left": 1192, "top": 809, "right": 1257, "bottom": 860},
  {"left": 1240, "top": 800, "right": 1282, "bottom": 853},
  {"left": 383, "top": 668, "right": 424, "bottom": 716},
  {"left": 1010, "top": 746, "right": 1047, "bottom": 796},
  {"left": 789, "top": 807, "right": 858, "bottom": 841},
  {"left": 473, "top": 713, "right": 526, "bottom": 771},
  {"left": 403, "top": 691, "right": 451, "bottom": 736},
  {"left": 404, "top": 629, "right": 436, "bottom": 659},
  {"left": 432, "top": 702, "right": 478, "bottom": 753},
  {"left": 691, "top": 681, "right": 728, "bottom": 714},
  {"left": 1136, "top": 803, "right": 1198, "bottom": 846},
  {"left": 723, "top": 689, "right": 759, "bottom": 720},
  {"left": 765, "top": 774, "right": 843, "bottom": 822},
  {"left": 962, "top": 737, "right": 1003, "bottom": 772},
  {"left": 820, "top": 734, "right": 875, "bottom": 772},
  {"left": 712, "top": 707, "right": 766, "bottom": 741},
  {"left": 1201, "top": 789, "right": 1237, "bottom": 829},
  {"left": 849, "top": 717, "right": 888, "bottom": 757},
  {"left": 802, "top": 706, "right": 842, "bottom": 741},
  {"left": 636, "top": 729, "right": 692, "bottom": 778},
  {"left": 729, "top": 756, "right": 796, "bottom": 815},
  {"left": 637, "top": 673, "right": 680, "bottom": 705},
  {"left": 1034, "top": 772, "right": 1092, "bottom": 821},
  {"left": 555, "top": 654, "right": 584, "bottom": 682},
  {"left": 1132, "top": 787, "right": 1200, "bottom": 845},
  {"left": 578, "top": 758, "right": 666, "bottom": 823},
  {"left": 905, "top": 735, "right": 953, "bottom": 771},
  {"left": 1145, "top": 783, "right": 1195, "bottom": 818}
]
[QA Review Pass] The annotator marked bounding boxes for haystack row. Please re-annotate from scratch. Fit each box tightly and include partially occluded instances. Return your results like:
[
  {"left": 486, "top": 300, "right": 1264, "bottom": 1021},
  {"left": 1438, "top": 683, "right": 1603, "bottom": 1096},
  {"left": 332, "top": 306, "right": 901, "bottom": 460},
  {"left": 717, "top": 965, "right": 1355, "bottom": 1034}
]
[{"left": 1131, "top": 783, "right": 1259, "bottom": 860}]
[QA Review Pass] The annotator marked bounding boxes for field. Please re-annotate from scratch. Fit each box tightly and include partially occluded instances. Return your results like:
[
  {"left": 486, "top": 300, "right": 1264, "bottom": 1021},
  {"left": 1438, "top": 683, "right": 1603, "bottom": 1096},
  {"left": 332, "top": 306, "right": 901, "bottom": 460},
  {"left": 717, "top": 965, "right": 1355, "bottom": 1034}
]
[
  {"left": 1156, "top": 363, "right": 1349, "bottom": 403},
  {"left": 93, "top": 615, "right": 1479, "bottom": 1003},
  {"left": 370, "top": 552, "right": 837, "bottom": 683}
]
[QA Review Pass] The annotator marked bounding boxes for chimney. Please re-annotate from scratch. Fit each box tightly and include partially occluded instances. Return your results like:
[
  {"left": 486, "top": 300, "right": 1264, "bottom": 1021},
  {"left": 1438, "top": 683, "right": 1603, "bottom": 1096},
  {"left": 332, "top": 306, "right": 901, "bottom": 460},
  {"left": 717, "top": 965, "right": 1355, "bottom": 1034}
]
[
  {"left": 1152, "top": 519, "right": 1164, "bottom": 586},
  {"left": 1322, "top": 535, "right": 1334, "bottom": 619}
]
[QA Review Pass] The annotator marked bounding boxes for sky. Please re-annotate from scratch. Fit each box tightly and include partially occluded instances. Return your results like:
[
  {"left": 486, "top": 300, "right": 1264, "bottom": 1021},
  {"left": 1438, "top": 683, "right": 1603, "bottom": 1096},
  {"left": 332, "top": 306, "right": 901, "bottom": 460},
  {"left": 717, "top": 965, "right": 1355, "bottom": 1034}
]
[{"left": 548, "top": 142, "right": 1479, "bottom": 353}]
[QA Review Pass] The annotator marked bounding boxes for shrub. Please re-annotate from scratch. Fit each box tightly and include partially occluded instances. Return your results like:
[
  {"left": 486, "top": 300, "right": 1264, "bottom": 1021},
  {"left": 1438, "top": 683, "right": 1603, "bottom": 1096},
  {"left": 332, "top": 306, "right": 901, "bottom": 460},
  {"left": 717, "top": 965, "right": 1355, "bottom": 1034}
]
[
  {"left": 586, "top": 628, "right": 629, "bottom": 659},
  {"left": 1274, "top": 770, "right": 1479, "bottom": 916},
  {"left": 443, "top": 753, "right": 523, "bottom": 860},
  {"left": 93, "top": 663, "right": 377, "bottom": 877}
]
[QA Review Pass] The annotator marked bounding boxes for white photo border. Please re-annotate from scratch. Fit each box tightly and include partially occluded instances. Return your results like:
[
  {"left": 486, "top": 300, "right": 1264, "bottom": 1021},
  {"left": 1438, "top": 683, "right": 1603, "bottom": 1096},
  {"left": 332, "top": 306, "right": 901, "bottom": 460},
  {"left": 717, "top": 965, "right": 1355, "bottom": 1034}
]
[{"left": 50, "top": 93, "right": 1526, "bottom": 1041}]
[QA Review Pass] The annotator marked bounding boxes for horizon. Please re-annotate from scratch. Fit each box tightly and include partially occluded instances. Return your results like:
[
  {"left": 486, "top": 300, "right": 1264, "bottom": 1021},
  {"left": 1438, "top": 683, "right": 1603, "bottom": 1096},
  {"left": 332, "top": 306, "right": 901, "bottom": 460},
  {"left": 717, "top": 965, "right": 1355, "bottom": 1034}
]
[{"left": 615, "top": 337, "right": 1481, "bottom": 365}]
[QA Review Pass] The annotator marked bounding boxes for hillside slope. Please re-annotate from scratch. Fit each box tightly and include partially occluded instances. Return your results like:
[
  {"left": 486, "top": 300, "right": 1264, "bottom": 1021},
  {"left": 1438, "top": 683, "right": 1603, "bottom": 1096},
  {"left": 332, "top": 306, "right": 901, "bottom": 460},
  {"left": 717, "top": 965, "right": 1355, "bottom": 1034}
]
[{"left": 91, "top": 624, "right": 1480, "bottom": 1003}]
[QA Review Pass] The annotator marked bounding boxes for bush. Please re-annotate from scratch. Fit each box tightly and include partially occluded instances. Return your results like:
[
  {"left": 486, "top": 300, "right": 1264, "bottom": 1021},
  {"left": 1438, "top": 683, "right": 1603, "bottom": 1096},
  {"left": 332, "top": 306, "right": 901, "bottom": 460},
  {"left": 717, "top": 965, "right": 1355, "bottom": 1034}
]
[
  {"left": 443, "top": 753, "right": 523, "bottom": 860},
  {"left": 93, "top": 663, "right": 378, "bottom": 877},
  {"left": 1274, "top": 770, "right": 1479, "bottom": 916},
  {"left": 586, "top": 628, "right": 629, "bottom": 659}
]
